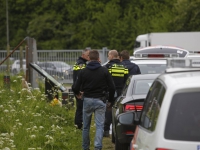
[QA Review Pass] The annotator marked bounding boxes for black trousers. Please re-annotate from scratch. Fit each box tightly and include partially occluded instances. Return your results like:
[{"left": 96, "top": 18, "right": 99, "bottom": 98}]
[
  {"left": 74, "top": 97, "right": 83, "bottom": 129},
  {"left": 104, "top": 107, "right": 112, "bottom": 131},
  {"left": 104, "top": 89, "right": 122, "bottom": 131}
]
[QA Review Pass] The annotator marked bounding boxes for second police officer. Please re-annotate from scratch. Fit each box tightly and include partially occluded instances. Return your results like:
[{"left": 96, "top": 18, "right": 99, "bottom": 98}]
[{"left": 103, "top": 50, "right": 129, "bottom": 137}]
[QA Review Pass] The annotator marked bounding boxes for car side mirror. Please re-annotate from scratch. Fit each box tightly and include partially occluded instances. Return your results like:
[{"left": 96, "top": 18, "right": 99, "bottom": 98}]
[{"left": 118, "top": 112, "right": 139, "bottom": 125}]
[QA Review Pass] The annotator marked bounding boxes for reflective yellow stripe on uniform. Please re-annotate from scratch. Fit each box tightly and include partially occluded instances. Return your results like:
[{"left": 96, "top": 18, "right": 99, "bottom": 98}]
[
  {"left": 73, "top": 64, "right": 86, "bottom": 71},
  {"left": 111, "top": 73, "right": 125, "bottom": 77},
  {"left": 108, "top": 64, "right": 128, "bottom": 77}
]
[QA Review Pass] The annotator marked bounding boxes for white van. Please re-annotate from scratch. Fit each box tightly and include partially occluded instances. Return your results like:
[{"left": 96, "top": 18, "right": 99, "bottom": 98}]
[{"left": 118, "top": 58, "right": 200, "bottom": 150}]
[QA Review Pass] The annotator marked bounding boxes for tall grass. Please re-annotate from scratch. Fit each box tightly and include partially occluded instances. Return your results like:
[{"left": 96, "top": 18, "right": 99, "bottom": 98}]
[
  {"left": 0, "top": 74, "right": 84, "bottom": 150},
  {"left": 0, "top": 74, "right": 115, "bottom": 150}
]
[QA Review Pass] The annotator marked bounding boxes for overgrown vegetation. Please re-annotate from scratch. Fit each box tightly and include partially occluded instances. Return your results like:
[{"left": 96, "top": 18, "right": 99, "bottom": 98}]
[
  {"left": 0, "top": 74, "right": 84, "bottom": 149},
  {"left": 0, "top": 74, "right": 115, "bottom": 150}
]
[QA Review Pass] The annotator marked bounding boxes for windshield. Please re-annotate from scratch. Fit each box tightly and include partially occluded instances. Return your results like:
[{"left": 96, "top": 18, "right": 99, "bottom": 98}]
[
  {"left": 165, "top": 91, "right": 200, "bottom": 141},
  {"left": 134, "top": 40, "right": 141, "bottom": 49},
  {"left": 138, "top": 64, "right": 167, "bottom": 74}
]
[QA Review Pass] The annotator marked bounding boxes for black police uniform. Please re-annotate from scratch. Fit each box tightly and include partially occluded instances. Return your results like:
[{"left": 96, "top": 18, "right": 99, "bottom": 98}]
[
  {"left": 72, "top": 56, "right": 87, "bottom": 129},
  {"left": 121, "top": 59, "right": 141, "bottom": 75},
  {"left": 104, "top": 59, "right": 129, "bottom": 134}
]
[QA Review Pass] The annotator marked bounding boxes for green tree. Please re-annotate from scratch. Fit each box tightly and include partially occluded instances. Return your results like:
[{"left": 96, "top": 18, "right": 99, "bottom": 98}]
[{"left": 169, "top": 0, "right": 200, "bottom": 31}]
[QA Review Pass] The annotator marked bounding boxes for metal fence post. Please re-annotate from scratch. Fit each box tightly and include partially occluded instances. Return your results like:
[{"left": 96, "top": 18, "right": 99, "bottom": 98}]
[{"left": 102, "top": 47, "right": 108, "bottom": 64}]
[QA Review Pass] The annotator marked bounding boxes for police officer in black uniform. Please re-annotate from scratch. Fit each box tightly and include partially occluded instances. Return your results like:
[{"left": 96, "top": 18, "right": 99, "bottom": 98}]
[
  {"left": 120, "top": 50, "right": 141, "bottom": 75},
  {"left": 72, "top": 48, "right": 90, "bottom": 129},
  {"left": 103, "top": 50, "right": 129, "bottom": 137}
]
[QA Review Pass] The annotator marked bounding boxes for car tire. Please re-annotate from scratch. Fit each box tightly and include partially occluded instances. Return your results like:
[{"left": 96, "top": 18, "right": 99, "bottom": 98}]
[
  {"left": 115, "top": 133, "right": 129, "bottom": 150},
  {"left": 12, "top": 69, "right": 18, "bottom": 75}
]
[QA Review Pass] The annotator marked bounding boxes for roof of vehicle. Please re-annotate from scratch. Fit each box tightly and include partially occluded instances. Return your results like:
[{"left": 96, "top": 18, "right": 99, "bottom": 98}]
[
  {"left": 158, "top": 70, "right": 200, "bottom": 87},
  {"left": 135, "top": 45, "right": 188, "bottom": 51},
  {"left": 156, "top": 58, "right": 200, "bottom": 87},
  {"left": 133, "top": 45, "right": 189, "bottom": 58},
  {"left": 39, "top": 61, "right": 68, "bottom": 63},
  {"left": 130, "top": 73, "right": 160, "bottom": 81}
]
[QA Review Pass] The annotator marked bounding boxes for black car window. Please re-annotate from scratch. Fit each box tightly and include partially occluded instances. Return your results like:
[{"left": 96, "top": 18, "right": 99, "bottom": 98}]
[
  {"left": 121, "top": 76, "right": 132, "bottom": 96},
  {"left": 165, "top": 91, "right": 200, "bottom": 141},
  {"left": 140, "top": 81, "right": 166, "bottom": 131}
]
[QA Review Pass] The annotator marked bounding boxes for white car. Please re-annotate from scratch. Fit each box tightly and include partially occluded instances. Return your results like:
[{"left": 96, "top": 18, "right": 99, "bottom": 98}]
[
  {"left": 118, "top": 58, "right": 200, "bottom": 150},
  {"left": 11, "top": 59, "right": 26, "bottom": 74}
]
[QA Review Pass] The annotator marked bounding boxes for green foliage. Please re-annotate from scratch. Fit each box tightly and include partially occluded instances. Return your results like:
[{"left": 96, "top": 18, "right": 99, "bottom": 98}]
[
  {"left": 169, "top": 0, "right": 200, "bottom": 31},
  {"left": 0, "top": 0, "right": 200, "bottom": 51}
]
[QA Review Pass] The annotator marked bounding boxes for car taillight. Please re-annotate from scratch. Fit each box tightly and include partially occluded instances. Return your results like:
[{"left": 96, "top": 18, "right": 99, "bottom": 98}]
[
  {"left": 125, "top": 131, "right": 134, "bottom": 135},
  {"left": 135, "top": 53, "right": 178, "bottom": 58},
  {"left": 124, "top": 104, "right": 143, "bottom": 111},
  {"left": 156, "top": 148, "right": 172, "bottom": 150},
  {"left": 148, "top": 54, "right": 165, "bottom": 58}
]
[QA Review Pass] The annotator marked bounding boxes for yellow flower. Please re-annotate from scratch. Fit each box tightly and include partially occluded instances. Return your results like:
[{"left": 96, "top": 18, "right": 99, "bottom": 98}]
[{"left": 50, "top": 98, "right": 62, "bottom": 107}]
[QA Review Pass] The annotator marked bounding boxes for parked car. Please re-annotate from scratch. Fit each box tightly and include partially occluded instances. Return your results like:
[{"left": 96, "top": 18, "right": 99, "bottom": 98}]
[
  {"left": 112, "top": 73, "right": 159, "bottom": 150},
  {"left": 38, "top": 61, "right": 73, "bottom": 79},
  {"left": 119, "top": 58, "right": 200, "bottom": 150},
  {"left": 11, "top": 59, "right": 26, "bottom": 74}
]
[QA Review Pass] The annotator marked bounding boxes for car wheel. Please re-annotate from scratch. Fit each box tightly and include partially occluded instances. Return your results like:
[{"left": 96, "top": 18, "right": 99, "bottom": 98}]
[
  {"left": 12, "top": 69, "right": 18, "bottom": 75},
  {"left": 115, "top": 133, "right": 129, "bottom": 150}
]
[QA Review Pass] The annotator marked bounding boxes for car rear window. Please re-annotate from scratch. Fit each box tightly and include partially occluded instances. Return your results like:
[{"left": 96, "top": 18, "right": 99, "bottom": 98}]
[
  {"left": 165, "top": 91, "right": 200, "bottom": 141},
  {"left": 138, "top": 64, "right": 166, "bottom": 74},
  {"left": 134, "top": 80, "right": 154, "bottom": 95}
]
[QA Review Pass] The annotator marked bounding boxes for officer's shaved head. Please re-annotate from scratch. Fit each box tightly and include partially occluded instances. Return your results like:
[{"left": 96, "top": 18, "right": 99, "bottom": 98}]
[{"left": 108, "top": 50, "right": 118, "bottom": 60}]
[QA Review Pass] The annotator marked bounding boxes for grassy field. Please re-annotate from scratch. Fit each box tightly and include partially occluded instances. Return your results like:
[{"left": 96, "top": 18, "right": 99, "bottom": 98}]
[{"left": 0, "top": 74, "right": 115, "bottom": 150}]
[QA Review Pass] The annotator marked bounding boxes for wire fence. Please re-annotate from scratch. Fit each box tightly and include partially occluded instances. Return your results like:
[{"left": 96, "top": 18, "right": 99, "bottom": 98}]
[{"left": 0, "top": 48, "right": 109, "bottom": 83}]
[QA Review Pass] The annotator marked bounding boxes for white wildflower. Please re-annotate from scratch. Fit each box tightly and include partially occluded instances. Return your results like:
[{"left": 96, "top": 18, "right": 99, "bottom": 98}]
[
  {"left": 10, "top": 132, "right": 14, "bottom": 137},
  {"left": 4, "top": 109, "right": 9, "bottom": 113},
  {"left": 30, "top": 135, "right": 36, "bottom": 139},
  {"left": 18, "top": 123, "right": 22, "bottom": 126},
  {"left": 2, "top": 147, "right": 10, "bottom": 150},
  {"left": 17, "top": 76, "right": 22, "bottom": 78}
]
